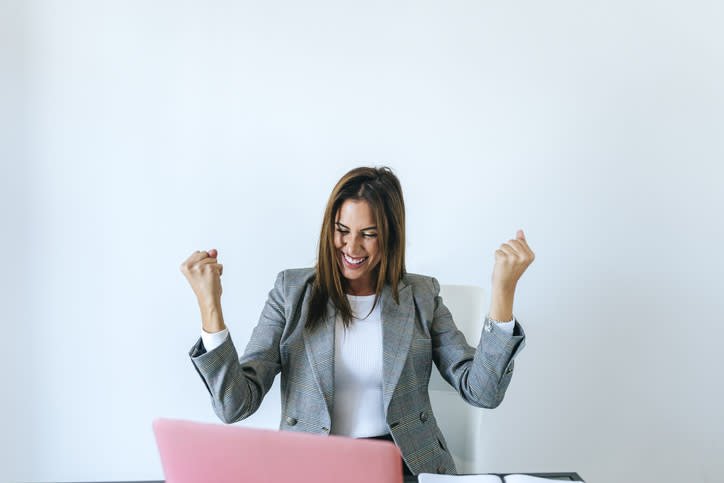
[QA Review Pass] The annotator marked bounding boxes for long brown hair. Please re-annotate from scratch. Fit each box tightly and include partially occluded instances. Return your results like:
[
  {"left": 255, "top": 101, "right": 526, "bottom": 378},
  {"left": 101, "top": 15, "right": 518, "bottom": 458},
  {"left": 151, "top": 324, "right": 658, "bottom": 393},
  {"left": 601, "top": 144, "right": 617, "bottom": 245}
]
[{"left": 307, "top": 167, "right": 406, "bottom": 330}]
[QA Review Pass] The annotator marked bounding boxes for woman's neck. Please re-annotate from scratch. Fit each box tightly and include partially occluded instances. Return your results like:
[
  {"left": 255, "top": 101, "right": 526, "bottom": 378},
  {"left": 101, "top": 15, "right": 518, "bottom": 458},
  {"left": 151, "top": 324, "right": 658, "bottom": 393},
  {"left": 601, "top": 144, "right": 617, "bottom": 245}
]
[{"left": 344, "top": 278, "right": 376, "bottom": 296}]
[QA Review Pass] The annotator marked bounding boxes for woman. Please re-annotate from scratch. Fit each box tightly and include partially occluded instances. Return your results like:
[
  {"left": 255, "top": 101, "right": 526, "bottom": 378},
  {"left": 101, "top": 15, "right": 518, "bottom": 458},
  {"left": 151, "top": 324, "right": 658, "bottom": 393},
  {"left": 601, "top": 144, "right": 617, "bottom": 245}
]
[{"left": 180, "top": 167, "right": 534, "bottom": 476}]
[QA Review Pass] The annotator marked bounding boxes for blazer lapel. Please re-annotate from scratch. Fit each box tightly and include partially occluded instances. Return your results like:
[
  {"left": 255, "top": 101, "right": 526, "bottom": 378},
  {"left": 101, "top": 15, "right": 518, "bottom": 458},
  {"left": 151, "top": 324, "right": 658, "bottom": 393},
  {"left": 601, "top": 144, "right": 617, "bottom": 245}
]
[
  {"left": 381, "top": 279, "right": 414, "bottom": 411},
  {"left": 301, "top": 281, "right": 415, "bottom": 419},
  {"left": 302, "top": 301, "right": 336, "bottom": 420}
]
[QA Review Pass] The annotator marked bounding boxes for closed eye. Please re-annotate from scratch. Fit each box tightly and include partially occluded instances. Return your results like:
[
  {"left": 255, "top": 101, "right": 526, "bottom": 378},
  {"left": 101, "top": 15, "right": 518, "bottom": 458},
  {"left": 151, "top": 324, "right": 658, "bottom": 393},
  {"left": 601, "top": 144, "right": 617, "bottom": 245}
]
[{"left": 336, "top": 228, "right": 377, "bottom": 238}]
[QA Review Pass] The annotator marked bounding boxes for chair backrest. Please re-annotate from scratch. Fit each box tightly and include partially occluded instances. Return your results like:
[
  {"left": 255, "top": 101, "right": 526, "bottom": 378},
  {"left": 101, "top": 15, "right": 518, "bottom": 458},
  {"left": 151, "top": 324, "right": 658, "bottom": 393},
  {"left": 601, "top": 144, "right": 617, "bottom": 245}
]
[{"left": 428, "top": 284, "right": 486, "bottom": 473}]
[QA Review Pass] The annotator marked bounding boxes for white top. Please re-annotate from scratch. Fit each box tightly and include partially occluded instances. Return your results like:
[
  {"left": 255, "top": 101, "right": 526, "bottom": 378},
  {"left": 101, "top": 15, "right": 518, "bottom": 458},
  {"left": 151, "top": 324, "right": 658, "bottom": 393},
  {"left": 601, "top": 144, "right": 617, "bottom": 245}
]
[{"left": 330, "top": 294, "right": 386, "bottom": 437}]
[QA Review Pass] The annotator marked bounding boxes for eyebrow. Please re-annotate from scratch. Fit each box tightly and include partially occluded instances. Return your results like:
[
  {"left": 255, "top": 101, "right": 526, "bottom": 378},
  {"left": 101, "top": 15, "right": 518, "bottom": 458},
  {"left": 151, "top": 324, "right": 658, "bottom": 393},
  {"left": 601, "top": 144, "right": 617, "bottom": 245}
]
[{"left": 335, "top": 222, "right": 378, "bottom": 231}]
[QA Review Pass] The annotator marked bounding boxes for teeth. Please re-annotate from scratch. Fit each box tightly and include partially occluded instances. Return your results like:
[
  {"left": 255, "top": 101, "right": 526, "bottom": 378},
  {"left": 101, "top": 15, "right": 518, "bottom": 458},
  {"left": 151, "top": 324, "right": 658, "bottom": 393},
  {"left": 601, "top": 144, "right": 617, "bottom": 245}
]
[{"left": 343, "top": 253, "right": 367, "bottom": 264}]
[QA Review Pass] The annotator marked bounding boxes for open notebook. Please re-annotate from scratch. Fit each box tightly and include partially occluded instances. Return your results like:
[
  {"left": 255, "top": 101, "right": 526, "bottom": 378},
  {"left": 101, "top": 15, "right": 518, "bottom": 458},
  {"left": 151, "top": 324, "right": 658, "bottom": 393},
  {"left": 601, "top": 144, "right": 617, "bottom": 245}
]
[{"left": 419, "top": 474, "right": 578, "bottom": 483}]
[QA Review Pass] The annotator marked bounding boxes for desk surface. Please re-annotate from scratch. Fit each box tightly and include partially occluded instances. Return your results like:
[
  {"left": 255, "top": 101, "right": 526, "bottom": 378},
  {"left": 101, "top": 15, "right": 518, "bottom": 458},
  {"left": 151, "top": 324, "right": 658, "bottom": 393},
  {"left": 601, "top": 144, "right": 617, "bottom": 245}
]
[{"left": 33, "top": 473, "right": 584, "bottom": 483}]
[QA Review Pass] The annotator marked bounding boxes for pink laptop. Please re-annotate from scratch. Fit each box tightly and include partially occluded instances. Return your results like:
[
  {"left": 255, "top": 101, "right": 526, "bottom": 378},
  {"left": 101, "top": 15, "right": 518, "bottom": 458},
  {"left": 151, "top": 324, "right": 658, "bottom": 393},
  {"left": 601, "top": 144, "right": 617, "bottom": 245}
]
[{"left": 153, "top": 418, "right": 403, "bottom": 483}]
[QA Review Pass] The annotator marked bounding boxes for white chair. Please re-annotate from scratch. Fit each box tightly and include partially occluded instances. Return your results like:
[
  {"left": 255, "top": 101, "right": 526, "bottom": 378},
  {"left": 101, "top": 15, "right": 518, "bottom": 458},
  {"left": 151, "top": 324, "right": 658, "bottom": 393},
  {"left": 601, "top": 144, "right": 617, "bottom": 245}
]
[{"left": 428, "top": 284, "right": 487, "bottom": 474}]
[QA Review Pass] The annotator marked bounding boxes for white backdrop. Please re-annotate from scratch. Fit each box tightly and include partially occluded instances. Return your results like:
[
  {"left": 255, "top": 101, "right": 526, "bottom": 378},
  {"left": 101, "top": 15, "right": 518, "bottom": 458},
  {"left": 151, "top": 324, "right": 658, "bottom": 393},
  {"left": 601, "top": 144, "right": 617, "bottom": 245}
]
[{"left": 2, "top": 1, "right": 723, "bottom": 482}]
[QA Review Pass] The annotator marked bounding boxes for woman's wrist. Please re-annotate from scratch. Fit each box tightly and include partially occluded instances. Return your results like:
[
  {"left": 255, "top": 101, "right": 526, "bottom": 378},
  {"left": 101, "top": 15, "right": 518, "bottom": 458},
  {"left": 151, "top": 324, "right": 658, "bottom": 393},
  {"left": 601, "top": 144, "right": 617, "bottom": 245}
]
[
  {"left": 200, "top": 303, "right": 226, "bottom": 333},
  {"left": 489, "top": 284, "right": 515, "bottom": 322}
]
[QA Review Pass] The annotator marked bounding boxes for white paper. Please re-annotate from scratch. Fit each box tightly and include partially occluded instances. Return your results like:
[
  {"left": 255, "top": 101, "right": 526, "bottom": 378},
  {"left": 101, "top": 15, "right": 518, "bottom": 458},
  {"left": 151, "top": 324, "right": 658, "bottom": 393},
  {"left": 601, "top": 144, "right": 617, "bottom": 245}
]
[
  {"left": 417, "top": 474, "right": 501, "bottom": 483},
  {"left": 505, "top": 476, "right": 570, "bottom": 482}
]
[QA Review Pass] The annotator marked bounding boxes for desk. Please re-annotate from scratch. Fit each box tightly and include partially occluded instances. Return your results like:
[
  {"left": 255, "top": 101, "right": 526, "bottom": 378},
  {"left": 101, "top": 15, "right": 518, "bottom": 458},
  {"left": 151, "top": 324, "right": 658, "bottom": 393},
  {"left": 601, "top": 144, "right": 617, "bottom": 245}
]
[{"left": 33, "top": 474, "right": 584, "bottom": 483}]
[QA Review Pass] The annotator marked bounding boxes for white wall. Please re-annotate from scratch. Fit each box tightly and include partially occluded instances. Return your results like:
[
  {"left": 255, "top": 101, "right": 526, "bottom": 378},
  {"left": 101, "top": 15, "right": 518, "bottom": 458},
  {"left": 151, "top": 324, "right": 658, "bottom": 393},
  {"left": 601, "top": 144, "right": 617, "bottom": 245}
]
[{"left": 2, "top": 1, "right": 723, "bottom": 482}]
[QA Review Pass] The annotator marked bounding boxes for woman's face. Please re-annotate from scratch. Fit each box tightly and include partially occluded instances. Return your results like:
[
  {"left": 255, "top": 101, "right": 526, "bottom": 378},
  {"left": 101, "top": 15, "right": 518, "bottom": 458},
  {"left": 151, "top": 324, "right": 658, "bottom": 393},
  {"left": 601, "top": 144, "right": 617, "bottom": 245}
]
[{"left": 333, "top": 199, "right": 382, "bottom": 295}]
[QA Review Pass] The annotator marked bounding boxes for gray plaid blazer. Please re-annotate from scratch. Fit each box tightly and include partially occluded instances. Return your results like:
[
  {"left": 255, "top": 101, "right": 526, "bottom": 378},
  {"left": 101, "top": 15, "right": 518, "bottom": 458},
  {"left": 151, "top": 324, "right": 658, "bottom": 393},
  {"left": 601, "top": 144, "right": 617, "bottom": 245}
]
[{"left": 189, "top": 268, "right": 526, "bottom": 475}]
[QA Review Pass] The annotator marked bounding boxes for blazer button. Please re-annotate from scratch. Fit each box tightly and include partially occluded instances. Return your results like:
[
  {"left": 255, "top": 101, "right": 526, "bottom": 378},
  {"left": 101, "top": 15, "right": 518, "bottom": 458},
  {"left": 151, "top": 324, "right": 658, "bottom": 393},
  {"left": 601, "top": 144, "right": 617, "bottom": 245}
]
[
  {"left": 285, "top": 416, "right": 297, "bottom": 426},
  {"left": 438, "top": 465, "right": 446, "bottom": 473},
  {"left": 419, "top": 411, "right": 428, "bottom": 422}
]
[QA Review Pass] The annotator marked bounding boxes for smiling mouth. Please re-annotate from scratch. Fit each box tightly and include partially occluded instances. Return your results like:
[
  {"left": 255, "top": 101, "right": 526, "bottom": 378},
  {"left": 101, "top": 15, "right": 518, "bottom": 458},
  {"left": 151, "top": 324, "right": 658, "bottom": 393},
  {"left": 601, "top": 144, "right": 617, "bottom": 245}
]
[{"left": 342, "top": 252, "right": 368, "bottom": 267}]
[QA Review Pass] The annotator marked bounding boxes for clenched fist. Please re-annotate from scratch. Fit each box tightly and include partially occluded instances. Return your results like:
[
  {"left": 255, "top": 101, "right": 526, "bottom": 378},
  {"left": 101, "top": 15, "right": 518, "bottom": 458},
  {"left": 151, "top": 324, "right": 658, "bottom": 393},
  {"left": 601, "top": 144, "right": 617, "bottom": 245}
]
[
  {"left": 491, "top": 230, "right": 535, "bottom": 292},
  {"left": 180, "top": 249, "right": 224, "bottom": 310}
]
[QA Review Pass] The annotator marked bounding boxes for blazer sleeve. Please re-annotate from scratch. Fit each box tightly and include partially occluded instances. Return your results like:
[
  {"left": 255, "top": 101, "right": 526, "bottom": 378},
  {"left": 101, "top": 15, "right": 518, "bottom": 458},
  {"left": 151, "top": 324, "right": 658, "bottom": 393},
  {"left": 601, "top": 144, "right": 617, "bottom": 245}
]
[
  {"left": 429, "top": 276, "right": 526, "bottom": 408},
  {"left": 188, "top": 271, "right": 287, "bottom": 423}
]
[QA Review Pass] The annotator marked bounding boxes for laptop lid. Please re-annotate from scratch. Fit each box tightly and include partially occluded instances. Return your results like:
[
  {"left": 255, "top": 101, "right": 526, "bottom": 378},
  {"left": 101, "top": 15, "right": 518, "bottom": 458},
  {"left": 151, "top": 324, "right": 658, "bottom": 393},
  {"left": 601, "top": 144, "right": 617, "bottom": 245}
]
[{"left": 153, "top": 418, "right": 403, "bottom": 483}]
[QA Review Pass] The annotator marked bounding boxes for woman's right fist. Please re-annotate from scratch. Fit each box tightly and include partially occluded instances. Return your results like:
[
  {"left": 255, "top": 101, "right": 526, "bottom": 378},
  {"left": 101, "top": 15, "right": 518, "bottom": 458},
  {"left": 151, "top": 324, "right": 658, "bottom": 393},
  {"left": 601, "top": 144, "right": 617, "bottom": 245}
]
[{"left": 180, "top": 249, "right": 224, "bottom": 309}]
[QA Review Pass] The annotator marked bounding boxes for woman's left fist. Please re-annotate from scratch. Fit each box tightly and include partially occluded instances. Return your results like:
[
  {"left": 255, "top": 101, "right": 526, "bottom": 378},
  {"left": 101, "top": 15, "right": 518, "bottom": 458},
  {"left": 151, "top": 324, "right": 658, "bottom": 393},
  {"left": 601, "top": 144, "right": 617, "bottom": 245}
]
[{"left": 491, "top": 229, "right": 535, "bottom": 291}]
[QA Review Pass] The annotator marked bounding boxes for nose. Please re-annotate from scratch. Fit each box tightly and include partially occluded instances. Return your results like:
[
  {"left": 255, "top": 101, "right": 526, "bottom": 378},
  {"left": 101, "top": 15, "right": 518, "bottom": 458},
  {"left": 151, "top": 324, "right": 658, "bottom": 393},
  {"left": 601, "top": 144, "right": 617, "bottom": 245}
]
[{"left": 345, "top": 233, "right": 365, "bottom": 257}]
